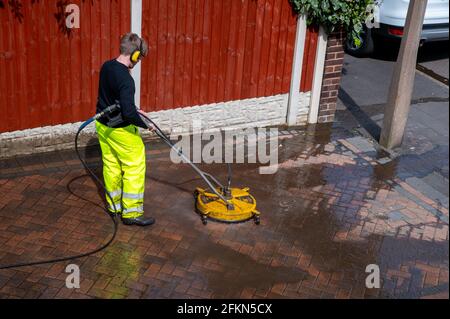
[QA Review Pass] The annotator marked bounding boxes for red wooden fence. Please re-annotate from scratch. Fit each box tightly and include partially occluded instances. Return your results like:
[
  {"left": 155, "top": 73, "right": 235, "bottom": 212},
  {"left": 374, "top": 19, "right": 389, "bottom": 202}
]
[
  {"left": 140, "top": 0, "right": 318, "bottom": 112},
  {"left": 0, "top": 0, "right": 130, "bottom": 132},
  {"left": 0, "top": 0, "right": 317, "bottom": 132}
]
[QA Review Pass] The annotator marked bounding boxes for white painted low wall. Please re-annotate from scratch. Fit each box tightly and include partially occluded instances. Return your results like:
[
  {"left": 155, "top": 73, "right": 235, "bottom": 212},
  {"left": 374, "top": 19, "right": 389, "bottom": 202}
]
[{"left": 0, "top": 92, "right": 310, "bottom": 158}]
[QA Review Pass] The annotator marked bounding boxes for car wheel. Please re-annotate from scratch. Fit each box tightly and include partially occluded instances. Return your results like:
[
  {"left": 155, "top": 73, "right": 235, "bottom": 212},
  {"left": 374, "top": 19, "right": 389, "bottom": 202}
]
[{"left": 345, "top": 27, "right": 375, "bottom": 57}]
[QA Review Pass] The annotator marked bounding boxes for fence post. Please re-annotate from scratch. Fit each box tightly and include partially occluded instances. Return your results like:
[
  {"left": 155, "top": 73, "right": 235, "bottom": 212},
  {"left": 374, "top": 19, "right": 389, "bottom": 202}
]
[
  {"left": 287, "top": 14, "right": 307, "bottom": 126},
  {"left": 131, "top": 0, "right": 143, "bottom": 108},
  {"left": 308, "top": 26, "right": 328, "bottom": 124},
  {"left": 380, "top": 0, "right": 428, "bottom": 149}
]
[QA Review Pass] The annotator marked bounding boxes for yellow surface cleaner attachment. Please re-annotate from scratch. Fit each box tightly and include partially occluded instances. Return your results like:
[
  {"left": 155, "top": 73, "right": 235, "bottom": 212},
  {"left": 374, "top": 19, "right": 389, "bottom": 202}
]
[
  {"left": 194, "top": 187, "right": 260, "bottom": 225},
  {"left": 138, "top": 111, "right": 261, "bottom": 226}
]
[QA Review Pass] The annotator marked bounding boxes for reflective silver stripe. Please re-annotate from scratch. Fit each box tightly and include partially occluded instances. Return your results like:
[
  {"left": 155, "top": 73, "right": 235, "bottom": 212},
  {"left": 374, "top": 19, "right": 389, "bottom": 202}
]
[
  {"left": 122, "top": 192, "right": 144, "bottom": 200},
  {"left": 122, "top": 205, "right": 144, "bottom": 213},
  {"left": 108, "top": 203, "right": 122, "bottom": 211},
  {"left": 107, "top": 190, "right": 122, "bottom": 198}
]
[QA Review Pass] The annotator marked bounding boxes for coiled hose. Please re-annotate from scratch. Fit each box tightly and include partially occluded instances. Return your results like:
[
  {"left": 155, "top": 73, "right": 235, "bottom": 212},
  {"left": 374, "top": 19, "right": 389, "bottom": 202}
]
[{"left": 0, "top": 107, "right": 120, "bottom": 270}]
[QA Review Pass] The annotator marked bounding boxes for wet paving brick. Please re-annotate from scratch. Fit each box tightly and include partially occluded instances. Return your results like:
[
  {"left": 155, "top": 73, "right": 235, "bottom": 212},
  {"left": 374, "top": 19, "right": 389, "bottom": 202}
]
[{"left": 0, "top": 123, "right": 448, "bottom": 299}]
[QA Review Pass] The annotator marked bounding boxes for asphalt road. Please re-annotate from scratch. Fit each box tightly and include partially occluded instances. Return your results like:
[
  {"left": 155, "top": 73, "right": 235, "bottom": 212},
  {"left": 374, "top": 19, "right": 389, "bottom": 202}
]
[
  {"left": 337, "top": 39, "right": 449, "bottom": 153},
  {"left": 418, "top": 41, "right": 449, "bottom": 80}
]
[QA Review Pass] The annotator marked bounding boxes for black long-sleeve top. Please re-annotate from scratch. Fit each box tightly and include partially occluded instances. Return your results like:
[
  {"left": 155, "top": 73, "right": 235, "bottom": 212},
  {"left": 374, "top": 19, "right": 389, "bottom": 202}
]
[{"left": 96, "top": 59, "right": 147, "bottom": 129}]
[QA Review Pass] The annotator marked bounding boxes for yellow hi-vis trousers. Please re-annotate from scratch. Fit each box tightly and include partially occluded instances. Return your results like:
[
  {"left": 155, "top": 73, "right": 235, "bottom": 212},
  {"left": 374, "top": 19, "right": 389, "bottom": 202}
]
[{"left": 95, "top": 121, "right": 146, "bottom": 219}]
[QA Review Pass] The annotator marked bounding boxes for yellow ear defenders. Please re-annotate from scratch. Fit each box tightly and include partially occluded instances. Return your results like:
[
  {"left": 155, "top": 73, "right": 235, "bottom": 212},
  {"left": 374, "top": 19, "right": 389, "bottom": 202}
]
[{"left": 130, "top": 38, "right": 143, "bottom": 64}]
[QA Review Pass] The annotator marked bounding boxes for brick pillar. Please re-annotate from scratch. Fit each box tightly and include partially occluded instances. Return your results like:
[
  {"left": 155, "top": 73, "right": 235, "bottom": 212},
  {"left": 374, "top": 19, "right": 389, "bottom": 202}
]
[{"left": 317, "top": 29, "right": 346, "bottom": 123}]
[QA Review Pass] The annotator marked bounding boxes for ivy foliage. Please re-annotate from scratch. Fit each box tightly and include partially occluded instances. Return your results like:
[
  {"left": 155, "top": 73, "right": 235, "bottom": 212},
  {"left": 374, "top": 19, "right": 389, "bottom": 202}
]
[{"left": 289, "top": 0, "right": 380, "bottom": 45}]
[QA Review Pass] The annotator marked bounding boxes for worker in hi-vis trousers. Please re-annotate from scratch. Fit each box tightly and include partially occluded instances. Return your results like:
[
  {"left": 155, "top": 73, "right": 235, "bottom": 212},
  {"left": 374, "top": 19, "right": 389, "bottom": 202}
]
[{"left": 95, "top": 33, "right": 154, "bottom": 226}]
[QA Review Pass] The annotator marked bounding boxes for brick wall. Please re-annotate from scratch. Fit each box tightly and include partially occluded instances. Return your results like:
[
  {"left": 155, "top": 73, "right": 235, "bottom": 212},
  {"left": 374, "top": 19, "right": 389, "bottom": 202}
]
[{"left": 317, "top": 29, "right": 346, "bottom": 123}]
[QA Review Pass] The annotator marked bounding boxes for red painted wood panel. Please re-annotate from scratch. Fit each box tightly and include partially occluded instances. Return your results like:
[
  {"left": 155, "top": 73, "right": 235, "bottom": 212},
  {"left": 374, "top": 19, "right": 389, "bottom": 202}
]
[
  {"left": 0, "top": 0, "right": 130, "bottom": 132},
  {"left": 216, "top": 0, "right": 232, "bottom": 104},
  {"left": 207, "top": 0, "right": 222, "bottom": 103},
  {"left": 201, "top": 0, "right": 211, "bottom": 104},
  {"left": 257, "top": 0, "right": 273, "bottom": 97},
  {"left": 165, "top": 0, "right": 177, "bottom": 108},
  {"left": 173, "top": 0, "right": 186, "bottom": 108},
  {"left": 266, "top": 0, "right": 282, "bottom": 96},
  {"left": 191, "top": 0, "right": 204, "bottom": 107},
  {"left": 141, "top": 0, "right": 318, "bottom": 112},
  {"left": 241, "top": 0, "right": 257, "bottom": 100},
  {"left": 0, "top": 0, "right": 318, "bottom": 132},
  {"left": 182, "top": 0, "right": 195, "bottom": 107},
  {"left": 301, "top": 25, "right": 319, "bottom": 92}
]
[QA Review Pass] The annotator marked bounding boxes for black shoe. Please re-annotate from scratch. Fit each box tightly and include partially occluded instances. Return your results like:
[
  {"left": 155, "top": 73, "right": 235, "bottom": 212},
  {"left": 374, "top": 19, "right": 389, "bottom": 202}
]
[{"left": 121, "top": 216, "right": 155, "bottom": 226}]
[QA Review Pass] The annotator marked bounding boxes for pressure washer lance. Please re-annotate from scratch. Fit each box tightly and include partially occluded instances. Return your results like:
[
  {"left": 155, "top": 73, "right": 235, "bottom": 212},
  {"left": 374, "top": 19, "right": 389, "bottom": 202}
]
[
  {"left": 0, "top": 104, "right": 121, "bottom": 270},
  {"left": 137, "top": 110, "right": 235, "bottom": 210}
]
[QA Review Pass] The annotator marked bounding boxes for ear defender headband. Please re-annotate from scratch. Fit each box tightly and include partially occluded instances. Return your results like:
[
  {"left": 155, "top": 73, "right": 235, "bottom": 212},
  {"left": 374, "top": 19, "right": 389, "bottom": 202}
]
[{"left": 130, "top": 38, "right": 143, "bottom": 64}]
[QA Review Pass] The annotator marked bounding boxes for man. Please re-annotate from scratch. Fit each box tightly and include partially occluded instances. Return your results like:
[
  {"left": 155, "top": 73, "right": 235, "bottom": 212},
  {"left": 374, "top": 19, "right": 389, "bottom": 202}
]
[{"left": 95, "top": 33, "right": 154, "bottom": 226}]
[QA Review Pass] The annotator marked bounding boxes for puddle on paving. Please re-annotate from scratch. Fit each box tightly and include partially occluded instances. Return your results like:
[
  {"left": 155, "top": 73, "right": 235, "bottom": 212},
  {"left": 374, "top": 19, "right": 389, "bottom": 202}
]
[{"left": 150, "top": 124, "right": 448, "bottom": 298}]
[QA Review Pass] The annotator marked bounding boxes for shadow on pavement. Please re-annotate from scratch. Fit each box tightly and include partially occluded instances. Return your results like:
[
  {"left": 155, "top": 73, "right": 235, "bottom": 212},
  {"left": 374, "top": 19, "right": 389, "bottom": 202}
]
[{"left": 338, "top": 88, "right": 382, "bottom": 141}]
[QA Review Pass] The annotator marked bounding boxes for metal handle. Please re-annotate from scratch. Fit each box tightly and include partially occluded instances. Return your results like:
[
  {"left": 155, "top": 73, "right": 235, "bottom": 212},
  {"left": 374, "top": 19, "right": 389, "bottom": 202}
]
[
  {"left": 137, "top": 111, "right": 232, "bottom": 207},
  {"left": 227, "top": 163, "right": 232, "bottom": 190}
]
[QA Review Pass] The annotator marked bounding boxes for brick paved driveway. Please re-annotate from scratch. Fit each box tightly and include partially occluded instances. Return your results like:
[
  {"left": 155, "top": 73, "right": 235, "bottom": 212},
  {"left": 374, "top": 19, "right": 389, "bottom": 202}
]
[{"left": 0, "top": 124, "right": 448, "bottom": 299}]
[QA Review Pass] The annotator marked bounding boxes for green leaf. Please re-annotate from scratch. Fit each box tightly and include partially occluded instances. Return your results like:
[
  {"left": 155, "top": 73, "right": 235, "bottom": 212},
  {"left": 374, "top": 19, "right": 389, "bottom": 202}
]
[{"left": 289, "top": 0, "right": 378, "bottom": 37}]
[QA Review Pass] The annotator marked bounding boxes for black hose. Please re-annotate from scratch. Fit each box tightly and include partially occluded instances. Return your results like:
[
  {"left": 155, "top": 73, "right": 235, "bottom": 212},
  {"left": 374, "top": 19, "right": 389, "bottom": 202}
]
[
  {"left": 0, "top": 106, "right": 231, "bottom": 269},
  {"left": 0, "top": 118, "right": 118, "bottom": 270}
]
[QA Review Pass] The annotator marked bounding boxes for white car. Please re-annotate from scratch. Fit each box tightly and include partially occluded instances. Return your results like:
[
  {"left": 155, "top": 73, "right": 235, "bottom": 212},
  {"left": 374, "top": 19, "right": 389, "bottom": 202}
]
[{"left": 346, "top": 0, "right": 449, "bottom": 56}]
